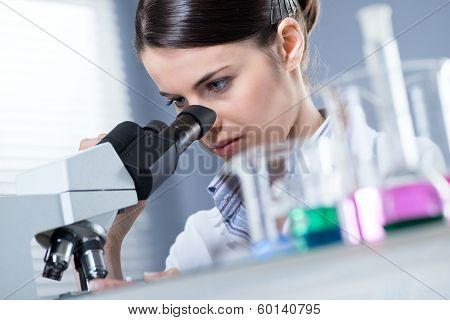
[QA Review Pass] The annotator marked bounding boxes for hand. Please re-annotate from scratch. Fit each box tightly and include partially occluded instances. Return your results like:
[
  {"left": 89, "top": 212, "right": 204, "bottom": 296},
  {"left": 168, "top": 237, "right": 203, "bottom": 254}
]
[
  {"left": 143, "top": 268, "right": 181, "bottom": 281},
  {"left": 89, "top": 268, "right": 181, "bottom": 292},
  {"left": 89, "top": 278, "right": 132, "bottom": 292},
  {"left": 79, "top": 134, "right": 147, "bottom": 244}
]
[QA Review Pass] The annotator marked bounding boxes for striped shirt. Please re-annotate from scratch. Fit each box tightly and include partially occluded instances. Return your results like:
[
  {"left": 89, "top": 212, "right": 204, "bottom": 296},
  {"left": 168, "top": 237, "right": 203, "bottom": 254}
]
[{"left": 207, "top": 117, "right": 331, "bottom": 241}]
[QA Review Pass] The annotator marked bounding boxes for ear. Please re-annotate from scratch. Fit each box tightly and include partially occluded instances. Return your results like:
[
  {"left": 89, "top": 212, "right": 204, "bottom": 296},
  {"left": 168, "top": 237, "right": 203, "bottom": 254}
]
[{"left": 275, "top": 18, "right": 305, "bottom": 71}]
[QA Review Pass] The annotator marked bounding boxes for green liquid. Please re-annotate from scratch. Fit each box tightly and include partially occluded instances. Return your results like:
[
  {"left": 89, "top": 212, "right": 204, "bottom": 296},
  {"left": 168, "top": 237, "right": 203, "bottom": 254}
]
[
  {"left": 289, "top": 207, "right": 341, "bottom": 251},
  {"left": 289, "top": 206, "right": 340, "bottom": 237}
]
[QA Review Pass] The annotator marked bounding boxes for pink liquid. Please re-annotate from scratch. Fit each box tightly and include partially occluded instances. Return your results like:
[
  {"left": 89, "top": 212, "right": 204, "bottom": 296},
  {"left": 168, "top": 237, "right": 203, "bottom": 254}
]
[{"left": 340, "top": 176, "right": 449, "bottom": 244}]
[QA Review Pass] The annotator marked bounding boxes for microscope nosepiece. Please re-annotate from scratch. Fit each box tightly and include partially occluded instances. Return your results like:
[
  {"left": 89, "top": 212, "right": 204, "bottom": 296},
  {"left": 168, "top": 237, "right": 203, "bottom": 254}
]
[{"left": 41, "top": 222, "right": 108, "bottom": 290}]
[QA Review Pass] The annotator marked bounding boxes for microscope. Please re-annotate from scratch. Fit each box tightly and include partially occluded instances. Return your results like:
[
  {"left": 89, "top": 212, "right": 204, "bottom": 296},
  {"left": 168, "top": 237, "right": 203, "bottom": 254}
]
[{"left": 0, "top": 105, "right": 216, "bottom": 299}]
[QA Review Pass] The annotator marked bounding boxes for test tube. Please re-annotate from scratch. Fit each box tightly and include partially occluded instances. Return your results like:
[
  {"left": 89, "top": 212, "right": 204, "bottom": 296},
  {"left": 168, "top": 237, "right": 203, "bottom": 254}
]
[
  {"left": 225, "top": 150, "right": 270, "bottom": 246},
  {"left": 357, "top": 4, "right": 419, "bottom": 179},
  {"left": 329, "top": 85, "right": 387, "bottom": 243},
  {"left": 437, "top": 59, "right": 450, "bottom": 159},
  {"left": 225, "top": 143, "right": 297, "bottom": 256}
]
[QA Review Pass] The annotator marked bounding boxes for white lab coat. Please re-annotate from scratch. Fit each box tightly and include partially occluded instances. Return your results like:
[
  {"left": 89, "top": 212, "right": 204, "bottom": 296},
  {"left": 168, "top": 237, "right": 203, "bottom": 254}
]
[
  {"left": 164, "top": 207, "right": 251, "bottom": 271},
  {"left": 164, "top": 128, "right": 446, "bottom": 272}
]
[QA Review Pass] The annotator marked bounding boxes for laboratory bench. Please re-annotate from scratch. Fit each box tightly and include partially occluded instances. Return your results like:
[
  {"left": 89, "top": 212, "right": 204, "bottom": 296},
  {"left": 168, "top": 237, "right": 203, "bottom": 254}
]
[{"left": 67, "top": 222, "right": 450, "bottom": 300}]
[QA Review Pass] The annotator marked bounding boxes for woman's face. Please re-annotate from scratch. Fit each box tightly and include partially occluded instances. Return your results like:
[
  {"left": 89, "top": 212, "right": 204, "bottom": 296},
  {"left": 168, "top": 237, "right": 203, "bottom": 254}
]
[{"left": 140, "top": 41, "right": 302, "bottom": 160}]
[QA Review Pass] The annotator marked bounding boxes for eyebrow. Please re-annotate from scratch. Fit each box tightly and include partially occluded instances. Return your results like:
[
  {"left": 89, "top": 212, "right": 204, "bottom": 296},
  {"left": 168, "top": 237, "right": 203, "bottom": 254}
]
[{"left": 159, "top": 65, "right": 232, "bottom": 98}]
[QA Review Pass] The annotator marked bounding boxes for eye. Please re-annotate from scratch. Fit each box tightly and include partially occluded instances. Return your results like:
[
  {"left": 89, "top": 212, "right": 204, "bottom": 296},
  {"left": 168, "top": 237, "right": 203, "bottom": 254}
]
[
  {"left": 166, "top": 97, "right": 188, "bottom": 108},
  {"left": 207, "top": 78, "right": 230, "bottom": 93}
]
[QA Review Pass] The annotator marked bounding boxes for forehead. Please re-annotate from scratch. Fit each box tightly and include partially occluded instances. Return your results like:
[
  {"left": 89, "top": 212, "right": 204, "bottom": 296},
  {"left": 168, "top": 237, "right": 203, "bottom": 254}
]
[{"left": 140, "top": 42, "right": 261, "bottom": 91}]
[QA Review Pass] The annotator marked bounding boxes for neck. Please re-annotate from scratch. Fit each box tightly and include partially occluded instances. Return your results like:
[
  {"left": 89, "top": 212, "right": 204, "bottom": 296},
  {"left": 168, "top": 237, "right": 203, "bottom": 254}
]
[{"left": 288, "top": 93, "right": 324, "bottom": 141}]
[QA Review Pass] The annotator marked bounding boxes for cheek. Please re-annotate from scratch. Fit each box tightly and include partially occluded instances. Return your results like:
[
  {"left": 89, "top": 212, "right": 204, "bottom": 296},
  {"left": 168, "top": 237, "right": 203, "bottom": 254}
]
[
  {"left": 216, "top": 73, "right": 276, "bottom": 126},
  {"left": 228, "top": 74, "right": 293, "bottom": 141}
]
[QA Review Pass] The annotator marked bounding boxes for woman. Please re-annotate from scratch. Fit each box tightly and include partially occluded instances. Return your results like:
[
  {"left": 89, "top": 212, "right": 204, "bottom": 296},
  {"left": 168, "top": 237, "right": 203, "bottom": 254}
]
[
  {"left": 78, "top": 0, "right": 445, "bottom": 291},
  {"left": 79, "top": 0, "right": 323, "bottom": 290},
  {"left": 80, "top": 0, "right": 324, "bottom": 289}
]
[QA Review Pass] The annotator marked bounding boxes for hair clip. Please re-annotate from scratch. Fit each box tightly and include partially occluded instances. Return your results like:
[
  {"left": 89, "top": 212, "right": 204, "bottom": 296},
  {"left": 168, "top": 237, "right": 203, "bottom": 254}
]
[{"left": 270, "top": 0, "right": 299, "bottom": 25}]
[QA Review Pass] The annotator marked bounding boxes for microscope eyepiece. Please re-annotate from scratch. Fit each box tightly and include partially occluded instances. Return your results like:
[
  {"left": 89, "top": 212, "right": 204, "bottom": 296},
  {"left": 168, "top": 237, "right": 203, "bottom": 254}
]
[
  {"left": 99, "top": 105, "right": 217, "bottom": 201},
  {"left": 143, "top": 120, "right": 168, "bottom": 134},
  {"left": 178, "top": 105, "right": 217, "bottom": 139}
]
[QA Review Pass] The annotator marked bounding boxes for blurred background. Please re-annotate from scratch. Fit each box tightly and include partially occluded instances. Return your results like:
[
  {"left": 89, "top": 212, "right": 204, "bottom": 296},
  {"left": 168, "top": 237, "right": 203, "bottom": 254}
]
[{"left": 0, "top": 0, "right": 448, "bottom": 297}]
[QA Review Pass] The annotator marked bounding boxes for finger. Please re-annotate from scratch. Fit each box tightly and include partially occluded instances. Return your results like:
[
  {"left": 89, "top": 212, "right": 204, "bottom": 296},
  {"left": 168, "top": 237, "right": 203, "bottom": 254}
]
[
  {"left": 164, "top": 268, "right": 181, "bottom": 277},
  {"left": 79, "top": 138, "right": 101, "bottom": 150},
  {"left": 89, "top": 279, "right": 131, "bottom": 292},
  {"left": 97, "top": 133, "right": 107, "bottom": 139},
  {"left": 143, "top": 272, "right": 160, "bottom": 282},
  {"left": 143, "top": 268, "right": 180, "bottom": 282}
]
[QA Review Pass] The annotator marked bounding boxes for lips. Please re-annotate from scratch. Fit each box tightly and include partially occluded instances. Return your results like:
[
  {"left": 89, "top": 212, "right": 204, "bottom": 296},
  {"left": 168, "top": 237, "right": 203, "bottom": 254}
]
[
  {"left": 212, "top": 137, "right": 241, "bottom": 149},
  {"left": 211, "top": 137, "right": 242, "bottom": 158}
]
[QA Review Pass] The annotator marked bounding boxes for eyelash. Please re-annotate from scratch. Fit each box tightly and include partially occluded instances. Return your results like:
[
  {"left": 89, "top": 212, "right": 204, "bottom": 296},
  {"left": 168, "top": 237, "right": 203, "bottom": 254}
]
[
  {"left": 165, "top": 77, "right": 232, "bottom": 108},
  {"left": 165, "top": 98, "right": 184, "bottom": 107}
]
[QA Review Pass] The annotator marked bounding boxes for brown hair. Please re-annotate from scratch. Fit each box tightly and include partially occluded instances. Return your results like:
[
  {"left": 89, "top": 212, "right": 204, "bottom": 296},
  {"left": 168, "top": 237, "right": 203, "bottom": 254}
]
[{"left": 134, "top": 0, "right": 320, "bottom": 70}]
